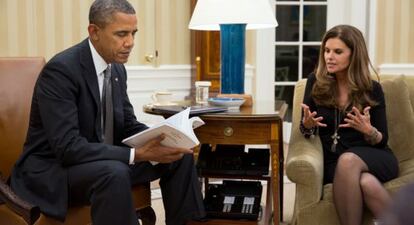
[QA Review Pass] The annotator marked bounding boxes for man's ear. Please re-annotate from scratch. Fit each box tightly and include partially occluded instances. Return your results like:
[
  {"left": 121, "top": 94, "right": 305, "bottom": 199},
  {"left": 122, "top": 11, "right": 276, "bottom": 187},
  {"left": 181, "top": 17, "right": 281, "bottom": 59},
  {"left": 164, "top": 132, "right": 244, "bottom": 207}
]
[{"left": 88, "top": 24, "right": 100, "bottom": 41}]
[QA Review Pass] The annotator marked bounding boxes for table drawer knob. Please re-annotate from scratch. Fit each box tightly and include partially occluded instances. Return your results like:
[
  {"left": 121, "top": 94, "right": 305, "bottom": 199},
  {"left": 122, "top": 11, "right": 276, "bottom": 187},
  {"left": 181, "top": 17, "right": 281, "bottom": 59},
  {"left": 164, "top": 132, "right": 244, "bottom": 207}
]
[{"left": 223, "top": 127, "right": 234, "bottom": 136}]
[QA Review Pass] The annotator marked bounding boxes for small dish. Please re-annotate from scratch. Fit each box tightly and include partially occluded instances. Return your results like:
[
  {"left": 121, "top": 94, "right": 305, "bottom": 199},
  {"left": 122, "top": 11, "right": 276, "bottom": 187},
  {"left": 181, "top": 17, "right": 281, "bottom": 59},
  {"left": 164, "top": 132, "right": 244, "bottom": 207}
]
[
  {"left": 151, "top": 102, "right": 178, "bottom": 106},
  {"left": 208, "top": 97, "right": 245, "bottom": 109}
]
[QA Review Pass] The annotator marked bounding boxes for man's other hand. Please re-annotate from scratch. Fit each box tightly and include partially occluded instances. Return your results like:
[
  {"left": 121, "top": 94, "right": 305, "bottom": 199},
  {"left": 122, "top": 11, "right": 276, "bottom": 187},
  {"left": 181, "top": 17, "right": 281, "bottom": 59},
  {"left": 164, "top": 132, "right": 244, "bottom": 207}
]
[{"left": 134, "top": 134, "right": 193, "bottom": 163}]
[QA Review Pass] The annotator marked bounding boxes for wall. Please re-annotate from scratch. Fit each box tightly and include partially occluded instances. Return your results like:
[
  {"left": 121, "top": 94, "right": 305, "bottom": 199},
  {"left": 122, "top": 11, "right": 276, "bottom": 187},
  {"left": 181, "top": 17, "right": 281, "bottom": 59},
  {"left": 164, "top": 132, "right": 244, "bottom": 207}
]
[
  {"left": 0, "top": 0, "right": 257, "bottom": 124},
  {"left": 375, "top": 0, "right": 414, "bottom": 65},
  {"left": 2, "top": 1, "right": 411, "bottom": 77},
  {"left": 0, "top": 0, "right": 255, "bottom": 66},
  {"left": 0, "top": 0, "right": 191, "bottom": 65}
]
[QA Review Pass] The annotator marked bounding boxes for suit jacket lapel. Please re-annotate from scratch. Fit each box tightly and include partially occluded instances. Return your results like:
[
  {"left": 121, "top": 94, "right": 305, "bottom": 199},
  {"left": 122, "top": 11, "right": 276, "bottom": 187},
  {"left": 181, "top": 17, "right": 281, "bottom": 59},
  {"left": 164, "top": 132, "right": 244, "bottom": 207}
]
[{"left": 79, "top": 39, "right": 103, "bottom": 141}]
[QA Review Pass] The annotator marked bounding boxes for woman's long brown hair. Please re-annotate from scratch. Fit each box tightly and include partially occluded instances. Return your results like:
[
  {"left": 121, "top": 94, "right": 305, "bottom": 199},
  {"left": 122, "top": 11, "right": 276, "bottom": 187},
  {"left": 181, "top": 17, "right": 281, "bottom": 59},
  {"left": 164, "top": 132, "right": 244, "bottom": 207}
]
[{"left": 312, "top": 25, "right": 378, "bottom": 111}]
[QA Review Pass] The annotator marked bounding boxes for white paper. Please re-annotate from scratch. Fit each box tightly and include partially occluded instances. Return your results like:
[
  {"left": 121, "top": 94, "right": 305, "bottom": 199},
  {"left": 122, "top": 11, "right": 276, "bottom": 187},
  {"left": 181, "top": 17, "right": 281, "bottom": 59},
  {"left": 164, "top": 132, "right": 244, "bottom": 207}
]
[{"left": 122, "top": 108, "right": 205, "bottom": 149}]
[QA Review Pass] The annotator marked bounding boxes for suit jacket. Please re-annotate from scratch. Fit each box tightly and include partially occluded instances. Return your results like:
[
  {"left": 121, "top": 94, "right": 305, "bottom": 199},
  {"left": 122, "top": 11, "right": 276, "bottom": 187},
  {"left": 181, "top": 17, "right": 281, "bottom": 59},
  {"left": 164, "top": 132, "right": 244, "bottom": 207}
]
[{"left": 10, "top": 39, "right": 148, "bottom": 221}]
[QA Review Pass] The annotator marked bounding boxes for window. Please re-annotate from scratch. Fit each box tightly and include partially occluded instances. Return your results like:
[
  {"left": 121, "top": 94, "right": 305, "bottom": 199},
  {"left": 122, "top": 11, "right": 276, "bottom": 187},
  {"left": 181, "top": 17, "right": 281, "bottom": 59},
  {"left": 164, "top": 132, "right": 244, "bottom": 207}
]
[{"left": 274, "top": 0, "right": 327, "bottom": 121}]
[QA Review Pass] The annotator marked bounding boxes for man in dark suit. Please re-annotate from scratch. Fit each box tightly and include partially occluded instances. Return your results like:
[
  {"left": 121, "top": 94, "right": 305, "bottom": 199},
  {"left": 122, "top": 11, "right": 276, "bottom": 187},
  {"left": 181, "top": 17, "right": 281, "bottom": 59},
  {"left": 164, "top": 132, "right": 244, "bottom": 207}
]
[{"left": 10, "top": 0, "right": 205, "bottom": 225}]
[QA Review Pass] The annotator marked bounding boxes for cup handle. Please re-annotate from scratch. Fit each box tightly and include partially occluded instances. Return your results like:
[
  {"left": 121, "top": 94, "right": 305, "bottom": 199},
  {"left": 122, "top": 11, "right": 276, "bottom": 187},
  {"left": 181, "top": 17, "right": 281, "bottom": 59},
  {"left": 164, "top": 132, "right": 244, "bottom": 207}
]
[{"left": 151, "top": 94, "right": 157, "bottom": 102}]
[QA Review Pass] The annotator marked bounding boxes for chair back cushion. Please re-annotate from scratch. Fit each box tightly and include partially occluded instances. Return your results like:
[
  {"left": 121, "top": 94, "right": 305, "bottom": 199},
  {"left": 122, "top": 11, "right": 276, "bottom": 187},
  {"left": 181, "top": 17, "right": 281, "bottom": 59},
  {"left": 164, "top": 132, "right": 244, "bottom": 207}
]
[
  {"left": 0, "top": 57, "right": 45, "bottom": 178},
  {"left": 380, "top": 75, "right": 414, "bottom": 162}
]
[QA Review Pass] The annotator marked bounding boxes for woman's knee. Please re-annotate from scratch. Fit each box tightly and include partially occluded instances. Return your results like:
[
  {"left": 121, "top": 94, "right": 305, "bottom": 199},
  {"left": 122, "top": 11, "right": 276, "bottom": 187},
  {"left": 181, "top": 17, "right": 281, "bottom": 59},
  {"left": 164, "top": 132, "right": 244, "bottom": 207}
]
[
  {"left": 360, "top": 172, "right": 383, "bottom": 196},
  {"left": 336, "top": 152, "right": 366, "bottom": 171}
]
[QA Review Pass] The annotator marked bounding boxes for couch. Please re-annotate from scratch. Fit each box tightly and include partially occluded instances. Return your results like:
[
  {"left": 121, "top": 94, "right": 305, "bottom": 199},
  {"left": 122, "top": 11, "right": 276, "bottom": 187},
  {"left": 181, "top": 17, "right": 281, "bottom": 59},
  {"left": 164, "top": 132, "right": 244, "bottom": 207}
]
[
  {"left": 286, "top": 74, "right": 414, "bottom": 225},
  {"left": 0, "top": 57, "right": 155, "bottom": 225}
]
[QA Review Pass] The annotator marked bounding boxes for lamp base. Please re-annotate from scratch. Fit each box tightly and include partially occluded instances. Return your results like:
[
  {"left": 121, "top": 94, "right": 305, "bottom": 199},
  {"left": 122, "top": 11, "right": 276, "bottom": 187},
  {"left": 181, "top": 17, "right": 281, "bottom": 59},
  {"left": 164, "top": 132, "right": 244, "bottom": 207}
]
[
  {"left": 220, "top": 24, "right": 246, "bottom": 94},
  {"left": 216, "top": 93, "right": 253, "bottom": 107}
]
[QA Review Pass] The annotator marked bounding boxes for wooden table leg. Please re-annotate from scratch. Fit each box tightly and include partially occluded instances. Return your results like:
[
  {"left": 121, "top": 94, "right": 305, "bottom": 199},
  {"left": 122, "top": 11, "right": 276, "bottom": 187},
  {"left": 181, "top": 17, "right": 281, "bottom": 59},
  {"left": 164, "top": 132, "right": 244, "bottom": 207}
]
[
  {"left": 271, "top": 144, "right": 279, "bottom": 225},
  {"left": 264, "top": 180, "right": 272, "bottom": 225},
  {"left": 279, "top": 142, "right": 284, "bottom": 222}
]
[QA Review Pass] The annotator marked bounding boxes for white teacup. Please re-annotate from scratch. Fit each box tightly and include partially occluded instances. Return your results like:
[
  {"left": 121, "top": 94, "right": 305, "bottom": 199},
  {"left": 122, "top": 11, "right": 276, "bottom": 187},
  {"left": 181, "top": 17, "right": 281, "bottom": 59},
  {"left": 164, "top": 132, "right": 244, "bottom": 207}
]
[{"left": 152, "top": 91, "right": 172, "bottom": 105}]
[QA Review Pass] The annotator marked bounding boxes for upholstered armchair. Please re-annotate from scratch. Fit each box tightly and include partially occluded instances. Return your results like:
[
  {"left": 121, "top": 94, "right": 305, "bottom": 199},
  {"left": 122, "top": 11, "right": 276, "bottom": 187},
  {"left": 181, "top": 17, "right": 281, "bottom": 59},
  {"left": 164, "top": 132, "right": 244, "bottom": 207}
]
[
  {"left": 286, "top": 74, "right": 414, "bottom": 225},
  {"left": 0, "top": 57, "right": 155, "bottom": 225}
]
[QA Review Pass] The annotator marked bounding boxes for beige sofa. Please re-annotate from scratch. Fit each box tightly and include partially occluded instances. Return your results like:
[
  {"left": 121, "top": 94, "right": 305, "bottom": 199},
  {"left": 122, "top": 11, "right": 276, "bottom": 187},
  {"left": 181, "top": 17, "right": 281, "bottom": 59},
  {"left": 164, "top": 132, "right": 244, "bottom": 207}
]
[{"left": 286, "top": 74, "right": 414, "bottom": 225}]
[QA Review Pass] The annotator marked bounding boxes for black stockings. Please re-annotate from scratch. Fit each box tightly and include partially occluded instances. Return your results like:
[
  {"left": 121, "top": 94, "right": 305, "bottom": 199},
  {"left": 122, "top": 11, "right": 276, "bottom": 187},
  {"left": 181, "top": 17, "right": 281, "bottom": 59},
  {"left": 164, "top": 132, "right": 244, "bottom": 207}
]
[{"left": 333, "top": 152, "right": 391, "bottom": 225}]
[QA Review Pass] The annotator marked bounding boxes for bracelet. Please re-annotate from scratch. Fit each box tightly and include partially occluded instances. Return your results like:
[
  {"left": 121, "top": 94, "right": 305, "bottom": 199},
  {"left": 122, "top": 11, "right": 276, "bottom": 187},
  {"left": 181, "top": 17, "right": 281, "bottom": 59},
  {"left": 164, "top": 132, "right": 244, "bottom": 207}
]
[
  {"left": 367, "top": 126, "right": 379, "bottom": 144},
  {"left": 300, "top": 122, "right": 316, "bottom": 138}
]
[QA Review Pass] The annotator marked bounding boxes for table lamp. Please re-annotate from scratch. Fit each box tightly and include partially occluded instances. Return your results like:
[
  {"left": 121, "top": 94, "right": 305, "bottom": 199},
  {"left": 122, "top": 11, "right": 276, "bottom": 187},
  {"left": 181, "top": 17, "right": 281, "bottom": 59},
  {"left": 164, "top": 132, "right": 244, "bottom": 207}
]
[{"left": 189, "top": 0, "right": 278, "bottom": 98}]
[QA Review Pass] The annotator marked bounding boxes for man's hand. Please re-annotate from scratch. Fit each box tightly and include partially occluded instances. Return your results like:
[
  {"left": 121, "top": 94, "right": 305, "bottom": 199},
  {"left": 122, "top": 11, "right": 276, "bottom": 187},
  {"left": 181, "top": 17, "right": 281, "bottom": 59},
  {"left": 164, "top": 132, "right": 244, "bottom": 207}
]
[{"left": 134, "top": 134, "right": 193, "bottom": 163}]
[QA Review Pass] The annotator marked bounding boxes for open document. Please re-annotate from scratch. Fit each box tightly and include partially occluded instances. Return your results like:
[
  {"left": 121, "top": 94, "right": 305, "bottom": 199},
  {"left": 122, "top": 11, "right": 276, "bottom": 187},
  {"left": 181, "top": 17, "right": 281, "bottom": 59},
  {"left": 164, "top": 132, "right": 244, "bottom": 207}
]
[{"left": 122, "top": 107, "right": 205, "bottom": 149}]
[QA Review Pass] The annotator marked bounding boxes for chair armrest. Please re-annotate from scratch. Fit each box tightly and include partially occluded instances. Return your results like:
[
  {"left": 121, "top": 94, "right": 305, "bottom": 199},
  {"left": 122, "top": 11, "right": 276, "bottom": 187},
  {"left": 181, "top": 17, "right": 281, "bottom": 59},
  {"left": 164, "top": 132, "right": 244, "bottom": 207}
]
[
  {"left": 0, "top": 173, "right": 40, "bottom": 225},
  {"left": 286, "top": 131, "right": 324, "bottom": 207}
]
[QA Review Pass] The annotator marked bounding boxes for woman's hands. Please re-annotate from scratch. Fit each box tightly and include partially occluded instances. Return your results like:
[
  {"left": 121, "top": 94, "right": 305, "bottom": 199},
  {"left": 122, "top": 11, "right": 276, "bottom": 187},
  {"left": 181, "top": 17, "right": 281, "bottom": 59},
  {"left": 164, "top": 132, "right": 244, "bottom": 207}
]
[
  {"left": 340, "top": 106, "right": 382, "bottom": 144},
  {"left": 339, "top": 106, "right": 372, "bottom": 135},
  {"left": 301, "top": 103, "right": 327, "bottom": 129},
  {"left": 301, "top": 104, "right": 381, "bottom": 144}
]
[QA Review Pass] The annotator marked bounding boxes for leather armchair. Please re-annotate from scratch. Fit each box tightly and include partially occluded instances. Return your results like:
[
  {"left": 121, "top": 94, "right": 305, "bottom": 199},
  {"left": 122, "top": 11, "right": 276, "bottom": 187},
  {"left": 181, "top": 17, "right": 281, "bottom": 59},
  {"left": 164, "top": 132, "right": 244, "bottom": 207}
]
[
  {"left": 287, "top": 74, "right": 414, "bottom": 225},
  {"left": 0, "top": 57, "right": 155, "bottom": 225}
]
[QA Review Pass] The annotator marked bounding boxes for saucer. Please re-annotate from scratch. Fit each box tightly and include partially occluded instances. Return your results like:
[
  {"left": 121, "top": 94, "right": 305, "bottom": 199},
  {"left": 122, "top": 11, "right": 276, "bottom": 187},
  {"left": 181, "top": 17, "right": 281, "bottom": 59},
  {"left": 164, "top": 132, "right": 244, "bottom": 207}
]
[
  {"left": 152, "top": 102, "right": 178, "bottom": 106},
  {"left": 207, "top": 97, "right": 245, "bottom": 109}
]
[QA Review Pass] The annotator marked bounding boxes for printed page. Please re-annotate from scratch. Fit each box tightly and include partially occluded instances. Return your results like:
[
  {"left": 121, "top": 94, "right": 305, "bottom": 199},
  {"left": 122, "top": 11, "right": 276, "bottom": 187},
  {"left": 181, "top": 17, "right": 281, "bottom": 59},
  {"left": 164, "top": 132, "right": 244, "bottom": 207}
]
[
  {"left": 190, "top": 117, "right": 205, "bottom": 129},
  {"left": 163, "top": 107, "right": 190, "bottom": 129},
  {"left": 122, "top": 123, "right": 197, "bottom": 149},
  {"left": 185, "top": 116, "right": 204, "bottom": 142},
  {"left": 163, "top": 108, "right": 205, "bottom": 143},
  {"left": 122, "top": 107, "right": 204, "bottom": 149}
]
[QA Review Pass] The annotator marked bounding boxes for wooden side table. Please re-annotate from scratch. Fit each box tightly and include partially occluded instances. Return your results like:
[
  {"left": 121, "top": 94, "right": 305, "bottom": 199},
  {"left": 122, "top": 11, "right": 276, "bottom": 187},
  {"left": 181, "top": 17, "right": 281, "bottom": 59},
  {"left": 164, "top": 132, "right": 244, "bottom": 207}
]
[{"left": 144, "top": 101, "right": 287, "bottom": 225}]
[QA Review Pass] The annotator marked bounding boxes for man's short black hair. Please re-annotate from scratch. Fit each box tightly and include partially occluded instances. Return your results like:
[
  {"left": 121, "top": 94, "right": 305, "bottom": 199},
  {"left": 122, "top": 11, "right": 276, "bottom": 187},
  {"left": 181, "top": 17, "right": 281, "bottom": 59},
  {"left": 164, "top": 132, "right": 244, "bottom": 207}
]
[{"left": 89, "top": 0, "right": 136, "bottom": 27}]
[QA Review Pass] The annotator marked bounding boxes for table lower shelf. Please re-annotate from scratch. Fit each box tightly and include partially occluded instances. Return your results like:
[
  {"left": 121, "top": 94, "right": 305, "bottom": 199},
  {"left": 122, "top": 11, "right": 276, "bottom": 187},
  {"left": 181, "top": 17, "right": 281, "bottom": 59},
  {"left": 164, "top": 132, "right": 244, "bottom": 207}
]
[
  {"left": 187, "top": 218, "right": 264, "bottom": 225},
  {"left": 200, "top": 174, "right": 271, "bottom": 181}
]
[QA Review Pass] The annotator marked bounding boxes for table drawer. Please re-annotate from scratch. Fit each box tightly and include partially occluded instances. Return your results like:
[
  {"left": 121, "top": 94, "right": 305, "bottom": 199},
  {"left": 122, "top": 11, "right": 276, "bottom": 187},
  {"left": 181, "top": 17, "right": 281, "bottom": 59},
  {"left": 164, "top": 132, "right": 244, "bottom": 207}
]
[{"left": 195, "top": 120, "right": 280, "bottom": 145}]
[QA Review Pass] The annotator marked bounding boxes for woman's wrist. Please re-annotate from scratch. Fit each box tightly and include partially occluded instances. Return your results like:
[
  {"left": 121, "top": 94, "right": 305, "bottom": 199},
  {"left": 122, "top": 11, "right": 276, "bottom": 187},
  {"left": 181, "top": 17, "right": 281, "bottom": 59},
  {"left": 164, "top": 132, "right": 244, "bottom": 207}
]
[
  {"left": 302, "top": 122, "right": 313, "bottom": 130},
  {"left": 365, "top": 126, "right": 380, "bottom": 144},
  {"left": 300, "top": 122, "right": 316, "bottom": 138}
]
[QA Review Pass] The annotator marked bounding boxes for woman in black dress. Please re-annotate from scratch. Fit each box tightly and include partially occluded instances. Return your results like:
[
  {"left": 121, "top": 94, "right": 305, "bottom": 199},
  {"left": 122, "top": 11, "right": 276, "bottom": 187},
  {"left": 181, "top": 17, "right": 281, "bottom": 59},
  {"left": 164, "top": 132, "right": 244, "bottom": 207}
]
[{"left": 300, "top": 25, "right": 398, "bottom": 225}]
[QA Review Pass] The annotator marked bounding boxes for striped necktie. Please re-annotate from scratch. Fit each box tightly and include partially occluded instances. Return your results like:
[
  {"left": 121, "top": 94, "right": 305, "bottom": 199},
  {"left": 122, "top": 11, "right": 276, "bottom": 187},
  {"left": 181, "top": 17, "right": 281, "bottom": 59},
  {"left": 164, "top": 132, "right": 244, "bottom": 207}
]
[{"left": 102, "top": 65, "right": 113, "bottom": 144}]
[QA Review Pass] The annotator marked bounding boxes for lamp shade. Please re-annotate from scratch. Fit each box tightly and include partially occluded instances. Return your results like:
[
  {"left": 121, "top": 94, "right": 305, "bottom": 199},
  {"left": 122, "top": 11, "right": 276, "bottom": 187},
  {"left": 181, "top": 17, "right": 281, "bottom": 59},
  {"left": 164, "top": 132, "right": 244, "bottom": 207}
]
[{"left": 189, "top": 0, "right": 278, "bottom": 31}]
